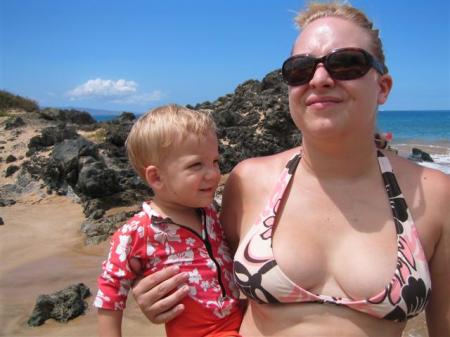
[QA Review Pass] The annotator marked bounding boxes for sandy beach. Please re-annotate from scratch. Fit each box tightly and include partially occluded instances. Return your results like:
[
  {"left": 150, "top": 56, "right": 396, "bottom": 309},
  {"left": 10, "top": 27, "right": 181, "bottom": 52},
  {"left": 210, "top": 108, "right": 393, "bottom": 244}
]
[{"left": 0, "top": 196, "right": 165, "bottom": 337}]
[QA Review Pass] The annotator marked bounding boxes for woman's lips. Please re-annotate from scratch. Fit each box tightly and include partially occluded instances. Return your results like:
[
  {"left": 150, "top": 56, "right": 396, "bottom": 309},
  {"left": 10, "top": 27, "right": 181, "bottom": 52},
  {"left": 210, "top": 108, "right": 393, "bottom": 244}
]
[{"left": 306, "top": 96, "right": 342, "bottom": 107}]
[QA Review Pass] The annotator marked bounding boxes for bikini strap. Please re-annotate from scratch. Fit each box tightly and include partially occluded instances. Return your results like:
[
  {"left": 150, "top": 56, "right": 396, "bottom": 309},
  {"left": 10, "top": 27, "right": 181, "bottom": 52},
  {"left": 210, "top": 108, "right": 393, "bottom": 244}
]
[{"left": 256, "top": 153, "right": 301, "bottom": 229}]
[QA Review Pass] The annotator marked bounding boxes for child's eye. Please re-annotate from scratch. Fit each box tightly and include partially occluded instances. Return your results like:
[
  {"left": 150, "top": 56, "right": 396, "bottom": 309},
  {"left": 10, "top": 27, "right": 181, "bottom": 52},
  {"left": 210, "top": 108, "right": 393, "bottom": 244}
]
[{"left": 188, "top": 162, "right": 202, "bottom": 169}]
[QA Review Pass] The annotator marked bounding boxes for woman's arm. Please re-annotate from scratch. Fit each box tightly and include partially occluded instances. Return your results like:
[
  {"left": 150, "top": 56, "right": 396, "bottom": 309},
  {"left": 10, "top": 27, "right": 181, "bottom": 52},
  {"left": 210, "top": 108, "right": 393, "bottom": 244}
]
[
  {"left": 425, "top": 171, "right": 450, "bottom": 337},
  {"left": 130, "top": 260, "right": 190, "bottom": 324},
  {"left": 220, "top": 165, "right": 246, "bottom": 253},
  {"left": 97, "top": 309, "right": 123, "bottom": 337}
]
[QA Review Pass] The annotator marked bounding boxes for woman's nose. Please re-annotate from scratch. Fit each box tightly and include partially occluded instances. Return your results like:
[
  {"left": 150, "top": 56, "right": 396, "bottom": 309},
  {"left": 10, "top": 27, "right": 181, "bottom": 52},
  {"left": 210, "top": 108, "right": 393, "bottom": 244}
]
[{"left": 308, "top": 63, "right": 335, "bottom": 88}]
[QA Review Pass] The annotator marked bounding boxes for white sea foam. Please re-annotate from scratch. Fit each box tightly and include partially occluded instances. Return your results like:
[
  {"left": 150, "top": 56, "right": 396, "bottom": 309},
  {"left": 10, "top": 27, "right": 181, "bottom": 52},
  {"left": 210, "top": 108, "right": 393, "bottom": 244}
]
[
  {"left": 391, "top": 141, "right": 450, "bottom": 175},
  {"left": 419, "top": 153, "right": 450, "bottom": 175}
]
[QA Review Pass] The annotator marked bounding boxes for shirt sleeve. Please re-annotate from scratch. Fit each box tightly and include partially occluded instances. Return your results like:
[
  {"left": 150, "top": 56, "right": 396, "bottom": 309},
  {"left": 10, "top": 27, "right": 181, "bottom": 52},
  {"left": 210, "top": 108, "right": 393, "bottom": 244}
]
[{"left": 94, "top": 216, "right": 148, "bottom": 310}]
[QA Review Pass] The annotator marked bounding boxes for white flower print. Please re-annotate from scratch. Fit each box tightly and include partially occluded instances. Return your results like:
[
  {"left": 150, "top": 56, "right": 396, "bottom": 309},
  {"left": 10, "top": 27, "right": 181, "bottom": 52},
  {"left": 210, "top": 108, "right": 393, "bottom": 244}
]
[
  {"left": 209, "top": 279, "right": 221, "bottom": 293},
  {"left": 206, "top": 258, "right": 217, "bottom": 271},
  {"left": 200, "top": 280, "right": 210, "bottom": 292},
  {"left": 215, "top": 257, "right": 224, "bottom": 267},
  {"left": 101, "top": 272, "right": 114, "bottom": 283},
  {"left": 199, "top": 248, "right": 209, "bottom": 259},
  {"left": 185, "top": 237, "right": 196, "bottom": 247},
  {"left": 94, "top": 289, "right": 111, "bottom": 308},
  {"left": 206, "top": 216, "right": 217, "bottom": 240},
  {"left": 167, "top": 249, "right": 194, "bottom": 265},
  {"left": 137, "top": 225, "right": 144, "bottom": 238},
  {"left": 189, "top": 285, "right": 198, "bottom": 297},
  {"left": 121, "top": 220, "right": 139, "bottom": 234},
  {"left": 218, "top": 241, "right": 232, "bottom": 263},
  {"left": 147, "top": 242, "right": 156, "bottom": 256},
  {"left": 189, "top": 268, "right": 202, "bottom": 284},
  {"left": 105, "top": 260, "right": 114, "bottom": 273},
  {"left": 114, "top": 301, "right": 125, "bottom": 310},
  {"left": 152, "top": 223, "right": 181, "bottom": 244},
  {"left": 94, "top": 297, "right": 103, "bottom": 308},
  {"left": 149, "top": 256, "right": 161, "bottom": 268},
  {"left": 115, "top": 234, "right": 132, "bottom": 262},
  {"left": 114, "top": 268, "right": 126, "bottom": 278},
  {"left": 213, "top": 305, "right": 232, "bottom": 319},
  {"left": 152, "top": 223, "right": 181, "bottom": 255}
]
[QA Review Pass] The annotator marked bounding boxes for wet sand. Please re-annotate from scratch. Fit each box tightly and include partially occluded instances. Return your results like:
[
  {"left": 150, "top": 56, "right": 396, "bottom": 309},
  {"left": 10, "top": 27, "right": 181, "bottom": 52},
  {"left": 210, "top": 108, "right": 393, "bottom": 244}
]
[
  {"left": 391, "top": 139, "right": 450, "bottom": 157},
  {"left": 0, "top": 196, "right": 165, "bottom": 337}
]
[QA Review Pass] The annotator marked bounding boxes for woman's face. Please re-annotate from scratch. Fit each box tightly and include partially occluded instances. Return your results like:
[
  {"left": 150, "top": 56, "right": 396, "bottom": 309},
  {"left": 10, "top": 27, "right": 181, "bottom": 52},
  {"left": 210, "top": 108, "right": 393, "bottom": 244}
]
[{"left": 288, "top": 17, "right": 392, "bottom": 141}]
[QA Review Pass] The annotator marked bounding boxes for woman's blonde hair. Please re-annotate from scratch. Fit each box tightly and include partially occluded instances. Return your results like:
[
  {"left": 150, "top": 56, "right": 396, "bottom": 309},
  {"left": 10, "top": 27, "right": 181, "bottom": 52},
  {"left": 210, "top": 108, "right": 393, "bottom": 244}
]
[
  {"left": 126, "top": 104, "right": 216, "bottom": 180},
  {"left": 295, "top": 1, "right": 387, "bottom": 69}
]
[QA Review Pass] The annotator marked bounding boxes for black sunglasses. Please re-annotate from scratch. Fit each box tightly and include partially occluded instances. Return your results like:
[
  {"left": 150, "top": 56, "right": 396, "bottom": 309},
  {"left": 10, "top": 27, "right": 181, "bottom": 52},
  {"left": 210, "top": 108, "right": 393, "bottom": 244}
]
[{"left": 281, "top": 48, "right": 387, "bottom": 86}]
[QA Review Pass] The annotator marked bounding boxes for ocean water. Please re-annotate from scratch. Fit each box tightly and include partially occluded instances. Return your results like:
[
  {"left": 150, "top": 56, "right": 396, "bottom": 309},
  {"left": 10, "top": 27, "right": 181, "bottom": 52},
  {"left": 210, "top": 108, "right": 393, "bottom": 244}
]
[
  {"left": 377, "top": 110, "right": 450, "bottom": 174},
  {"left": 94, "top": 110, "right": 450, "bottom": 174},
  {"left": 377, "top": 110, "right": 450, "bottom": 142}
]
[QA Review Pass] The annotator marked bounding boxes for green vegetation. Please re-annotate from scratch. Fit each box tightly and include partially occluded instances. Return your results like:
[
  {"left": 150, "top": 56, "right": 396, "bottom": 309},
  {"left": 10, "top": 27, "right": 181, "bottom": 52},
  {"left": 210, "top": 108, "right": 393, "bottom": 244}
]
[{"left": 0, "top": 90, "right": 39, "bottom": 112}]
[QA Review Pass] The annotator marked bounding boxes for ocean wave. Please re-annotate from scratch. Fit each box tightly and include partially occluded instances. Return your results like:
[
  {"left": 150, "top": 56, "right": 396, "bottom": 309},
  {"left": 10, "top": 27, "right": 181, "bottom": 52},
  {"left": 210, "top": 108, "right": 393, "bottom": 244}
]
[{"left": 417, "top": 153, "right": 450, "bottom": 175}]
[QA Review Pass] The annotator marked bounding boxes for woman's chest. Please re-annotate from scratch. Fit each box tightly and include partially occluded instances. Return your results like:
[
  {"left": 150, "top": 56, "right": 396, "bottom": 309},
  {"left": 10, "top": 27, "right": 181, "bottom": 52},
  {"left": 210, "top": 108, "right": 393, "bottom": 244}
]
[{"left": 271, "top": 193, "right": 400, "bottom": 300}]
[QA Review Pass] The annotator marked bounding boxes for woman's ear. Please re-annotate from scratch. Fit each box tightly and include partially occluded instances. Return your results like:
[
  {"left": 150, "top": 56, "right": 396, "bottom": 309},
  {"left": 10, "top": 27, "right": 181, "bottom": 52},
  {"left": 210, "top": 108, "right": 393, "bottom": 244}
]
[
  {"left": 377, "top": 74, "right": 393, "bottom": 105},
  {"left": 144, "top": 165, "right": 162, "bottom": 190}
]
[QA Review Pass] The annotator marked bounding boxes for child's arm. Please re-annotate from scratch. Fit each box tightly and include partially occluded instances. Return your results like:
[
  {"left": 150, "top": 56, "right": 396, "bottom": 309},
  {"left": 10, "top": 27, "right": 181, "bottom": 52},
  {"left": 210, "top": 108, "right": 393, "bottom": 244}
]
[{"left": 98, "top": 308, "right": 123, "bottom": 337}]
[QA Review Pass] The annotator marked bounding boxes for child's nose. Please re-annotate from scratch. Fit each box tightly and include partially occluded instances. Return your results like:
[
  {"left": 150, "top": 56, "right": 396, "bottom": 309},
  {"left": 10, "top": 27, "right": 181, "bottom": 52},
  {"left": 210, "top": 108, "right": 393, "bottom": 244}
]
[{"left": 205, "top": 166, "right": 220, "bottom": 180}]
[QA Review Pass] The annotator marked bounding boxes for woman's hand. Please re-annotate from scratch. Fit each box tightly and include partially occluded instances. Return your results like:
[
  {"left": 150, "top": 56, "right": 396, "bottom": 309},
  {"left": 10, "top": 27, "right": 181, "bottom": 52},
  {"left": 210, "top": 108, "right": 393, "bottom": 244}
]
[{"left": 130, "top": 259, "right": 190, "bottom": 324}]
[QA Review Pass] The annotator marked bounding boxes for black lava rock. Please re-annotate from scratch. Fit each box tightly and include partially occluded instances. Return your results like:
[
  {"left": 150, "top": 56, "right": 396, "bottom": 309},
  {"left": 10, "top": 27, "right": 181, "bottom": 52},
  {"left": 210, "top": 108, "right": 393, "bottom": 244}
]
[{"left": 27, "top": 283, "right": 91, "bottom": 327}]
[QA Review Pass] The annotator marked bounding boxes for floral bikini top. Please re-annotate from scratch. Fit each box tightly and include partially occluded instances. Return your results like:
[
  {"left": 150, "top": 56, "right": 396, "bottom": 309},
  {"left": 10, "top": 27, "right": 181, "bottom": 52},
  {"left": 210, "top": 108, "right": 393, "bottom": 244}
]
[{"left": 233, "top": 151, "right": 431, "bottom": 322}]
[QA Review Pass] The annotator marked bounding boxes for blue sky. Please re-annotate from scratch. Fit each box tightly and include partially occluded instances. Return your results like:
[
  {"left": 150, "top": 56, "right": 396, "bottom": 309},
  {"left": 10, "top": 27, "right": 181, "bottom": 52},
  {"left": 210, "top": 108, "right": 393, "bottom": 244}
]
[{"left": 1, "top": 0, "right": 449, "bottom": 114}]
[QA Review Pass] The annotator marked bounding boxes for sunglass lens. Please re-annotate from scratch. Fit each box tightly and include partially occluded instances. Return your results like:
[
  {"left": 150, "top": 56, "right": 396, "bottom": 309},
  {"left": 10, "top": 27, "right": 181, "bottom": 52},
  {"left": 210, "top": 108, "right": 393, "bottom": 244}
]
[
  {"left": 327, "top": 50, "right": 371, "bottom": 80},
  {"left": 283, "top": 56, "right": 316, "bottom": 85}
]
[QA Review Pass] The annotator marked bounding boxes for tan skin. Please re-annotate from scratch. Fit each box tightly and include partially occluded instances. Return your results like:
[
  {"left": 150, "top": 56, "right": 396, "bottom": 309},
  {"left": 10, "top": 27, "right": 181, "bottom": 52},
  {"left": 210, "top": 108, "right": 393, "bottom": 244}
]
[{"left": 131, "top": 17, "right": 450, "bottom": 337}]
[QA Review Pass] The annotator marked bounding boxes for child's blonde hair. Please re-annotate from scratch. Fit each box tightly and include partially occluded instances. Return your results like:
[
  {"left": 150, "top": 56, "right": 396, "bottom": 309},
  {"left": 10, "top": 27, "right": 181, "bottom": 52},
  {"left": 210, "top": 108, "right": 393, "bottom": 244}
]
[{"left": 126, "top": 104, "right": 217, "bottom": 180}]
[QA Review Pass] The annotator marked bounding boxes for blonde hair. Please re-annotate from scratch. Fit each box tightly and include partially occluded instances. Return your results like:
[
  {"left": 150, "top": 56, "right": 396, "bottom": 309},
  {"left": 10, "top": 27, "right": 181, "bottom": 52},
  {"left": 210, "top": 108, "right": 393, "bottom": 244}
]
[
  {"left": 126, "top": 104, "right": 216, "bottom": 180},
  {"left": 295, "top": 1, "right": 387, "bottom": 69}
]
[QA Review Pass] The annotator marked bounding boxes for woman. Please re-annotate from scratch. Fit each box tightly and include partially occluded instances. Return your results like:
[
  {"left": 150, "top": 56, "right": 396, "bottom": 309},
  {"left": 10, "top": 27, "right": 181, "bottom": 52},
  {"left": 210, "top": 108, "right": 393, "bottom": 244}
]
[{"left": 131, "top": 3, "right": 450, "bottom": 336}]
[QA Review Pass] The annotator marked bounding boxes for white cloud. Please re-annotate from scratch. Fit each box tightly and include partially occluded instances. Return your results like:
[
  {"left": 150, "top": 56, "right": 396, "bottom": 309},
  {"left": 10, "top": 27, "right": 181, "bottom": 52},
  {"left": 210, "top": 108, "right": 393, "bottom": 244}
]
[{"left": 67, "top": 78, "right": 138, "bottom": 99}]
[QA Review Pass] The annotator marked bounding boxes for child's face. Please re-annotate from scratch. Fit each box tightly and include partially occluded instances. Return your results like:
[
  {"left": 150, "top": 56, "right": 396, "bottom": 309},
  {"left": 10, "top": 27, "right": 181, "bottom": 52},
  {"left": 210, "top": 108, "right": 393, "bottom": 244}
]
[{"left": 157, "top": 130, "right": 221, "bottom": 209}]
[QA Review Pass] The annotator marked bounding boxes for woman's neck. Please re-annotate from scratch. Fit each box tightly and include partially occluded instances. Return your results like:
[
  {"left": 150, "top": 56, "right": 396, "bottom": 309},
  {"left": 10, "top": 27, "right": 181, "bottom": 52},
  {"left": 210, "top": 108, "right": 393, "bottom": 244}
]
[{"left": 300, "top": 135, "right": 380, "bottom": 180}]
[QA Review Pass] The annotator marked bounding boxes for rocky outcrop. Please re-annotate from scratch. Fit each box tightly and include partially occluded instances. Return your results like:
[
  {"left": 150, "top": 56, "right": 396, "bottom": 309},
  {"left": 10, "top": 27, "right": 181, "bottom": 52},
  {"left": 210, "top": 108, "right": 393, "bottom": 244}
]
[
  {"left": 4, "top": 116, "right": 25, "bottom": 130},
  {"left": 39, "top": 108, "right": 97, "bottom": 126},
  {"left": 5, "top": 164, "right": 20, "bottom": 177},
  {"left": 27, "top": 283, "right": 91, "bottom": 327},
  {"left": 27, "top": 125, "right": 79, "bottom": 155},
  {"left": 408, "top": 148, "right": 434, "bottom": 162},
  {"left": 20, "top": 121, "right": 152, "bottom": 219},
  {"left": 6, "top": 154, "right": 17, "bottom": 163},
  {"left": 190, "top": 70, "right": 301, "bottom": 172},
  {"left": 0, "top": 199, "right": 16, "bottom": 206},
  {"left": 81, "top": 209, "right": 138, "bottom": 244}
]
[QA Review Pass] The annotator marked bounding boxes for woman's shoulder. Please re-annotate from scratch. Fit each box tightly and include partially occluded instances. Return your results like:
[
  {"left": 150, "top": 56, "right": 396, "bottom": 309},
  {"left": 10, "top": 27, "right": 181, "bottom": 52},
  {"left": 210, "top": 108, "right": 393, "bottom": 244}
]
[
  {"left": 224, "top": 147, "right": 301, "bottom": 204},
  {"left": 231, "top": 147, "right": 301, "bottom": 179},
  {"left": 386, "top": 150, "right": 450, "bottom": 228}
]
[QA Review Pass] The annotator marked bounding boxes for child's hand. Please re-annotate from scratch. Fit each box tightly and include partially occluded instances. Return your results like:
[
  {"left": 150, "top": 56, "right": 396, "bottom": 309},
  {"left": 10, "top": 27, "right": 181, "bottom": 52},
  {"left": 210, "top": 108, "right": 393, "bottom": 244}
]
[{"left": 130, "top": 261, "right": 190, "bottom": 324}]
